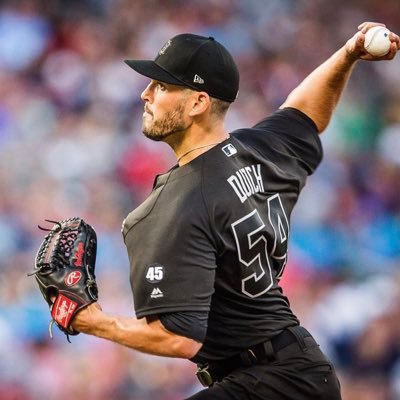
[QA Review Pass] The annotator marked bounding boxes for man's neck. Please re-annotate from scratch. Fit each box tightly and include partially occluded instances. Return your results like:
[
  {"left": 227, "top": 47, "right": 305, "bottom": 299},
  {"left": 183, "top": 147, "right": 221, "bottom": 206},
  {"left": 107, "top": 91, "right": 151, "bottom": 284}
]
[{"left": 170, "top": 121, "right": 229, "bottom": 166}]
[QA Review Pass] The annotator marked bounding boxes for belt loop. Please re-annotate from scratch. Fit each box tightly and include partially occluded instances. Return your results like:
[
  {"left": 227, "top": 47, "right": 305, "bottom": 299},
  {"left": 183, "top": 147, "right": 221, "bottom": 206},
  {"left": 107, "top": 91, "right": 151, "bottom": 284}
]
[
  {"left": 239, "top": 348, "right": 258, "bottom": 366},
  {"left": 262, "top": 340, "right": 275, "bottom": 361},
  {"left": 287, "top": 326, "right": 307, "bottom": 351}
]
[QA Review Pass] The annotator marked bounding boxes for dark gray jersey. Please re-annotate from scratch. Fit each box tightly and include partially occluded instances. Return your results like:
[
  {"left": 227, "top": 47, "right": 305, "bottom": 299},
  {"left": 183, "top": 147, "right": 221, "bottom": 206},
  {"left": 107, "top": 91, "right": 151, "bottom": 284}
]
[{"left": 122, "top": 107, "right": 322, "bottom": 361}]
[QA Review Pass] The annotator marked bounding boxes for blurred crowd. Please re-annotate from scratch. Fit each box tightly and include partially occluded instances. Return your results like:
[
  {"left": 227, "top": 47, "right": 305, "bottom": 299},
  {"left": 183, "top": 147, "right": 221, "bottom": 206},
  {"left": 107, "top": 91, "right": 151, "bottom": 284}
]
[{"left": 0, "top": 0, "right": 399, "bottom": 399}]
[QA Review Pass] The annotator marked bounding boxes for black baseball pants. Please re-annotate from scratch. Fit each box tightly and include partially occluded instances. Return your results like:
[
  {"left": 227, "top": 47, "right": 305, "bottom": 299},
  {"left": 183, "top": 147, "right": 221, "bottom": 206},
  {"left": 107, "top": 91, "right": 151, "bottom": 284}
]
[{"left": 187, "top": 331, "right": 342, "bottom": 400}]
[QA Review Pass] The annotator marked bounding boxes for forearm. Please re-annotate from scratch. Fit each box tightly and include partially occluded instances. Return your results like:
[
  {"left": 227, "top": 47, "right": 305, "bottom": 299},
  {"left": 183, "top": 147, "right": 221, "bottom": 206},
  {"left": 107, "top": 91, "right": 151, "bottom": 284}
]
[
  {"left": 72, "top": 304, "right": 202, "bottom": 359},
  {"left": 281, "top": 23, "right": 399, "bottom": 133},
  {"left": 280, "top": 46, "right": 357, "bottom": 133}
]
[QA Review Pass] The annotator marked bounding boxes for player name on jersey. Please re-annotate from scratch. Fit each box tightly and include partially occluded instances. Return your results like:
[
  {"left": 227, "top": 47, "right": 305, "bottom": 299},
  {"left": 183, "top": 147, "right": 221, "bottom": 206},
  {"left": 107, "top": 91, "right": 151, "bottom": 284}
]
[{"left": 227, "top": 164, "right": 264, "bottom": 203}]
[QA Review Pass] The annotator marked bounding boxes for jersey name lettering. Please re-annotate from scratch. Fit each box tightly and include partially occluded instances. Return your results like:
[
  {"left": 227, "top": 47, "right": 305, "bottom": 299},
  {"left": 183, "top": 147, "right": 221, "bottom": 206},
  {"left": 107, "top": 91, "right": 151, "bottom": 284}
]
[{"left": 227, "top": 164, "right": 264, "bottom": 203}]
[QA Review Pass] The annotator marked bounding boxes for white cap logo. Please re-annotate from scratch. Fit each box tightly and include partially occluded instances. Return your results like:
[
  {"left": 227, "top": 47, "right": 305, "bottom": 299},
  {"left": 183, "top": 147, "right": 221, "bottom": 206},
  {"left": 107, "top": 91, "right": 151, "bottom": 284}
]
[
  {"left": 193, "top": 74, "right": 204, "bottom": 84},
  {"left": 159, "top": 40, "right": 172, "bottom": 55}
]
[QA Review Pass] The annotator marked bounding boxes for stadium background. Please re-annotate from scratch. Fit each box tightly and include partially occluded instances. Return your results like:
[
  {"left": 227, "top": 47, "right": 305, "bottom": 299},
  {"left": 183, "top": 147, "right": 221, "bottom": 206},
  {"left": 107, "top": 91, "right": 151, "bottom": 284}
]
[{"left": 0, "top": 0, "right": 399, "bottom": 399}]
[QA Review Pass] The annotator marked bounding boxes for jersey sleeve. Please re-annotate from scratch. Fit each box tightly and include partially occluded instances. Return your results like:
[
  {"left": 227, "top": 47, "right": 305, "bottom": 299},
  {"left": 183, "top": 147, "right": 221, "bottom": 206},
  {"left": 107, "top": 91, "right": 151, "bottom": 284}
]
[
  {"left": 159, "top": 310, "right": 208, "bottom": 342},
  {"left": 236, "top": 107, "right": 323, "bottom": 176}
]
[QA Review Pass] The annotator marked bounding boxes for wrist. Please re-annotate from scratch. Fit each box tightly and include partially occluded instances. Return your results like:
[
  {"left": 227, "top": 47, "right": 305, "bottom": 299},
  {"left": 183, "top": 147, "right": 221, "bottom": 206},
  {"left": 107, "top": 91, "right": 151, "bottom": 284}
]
[
  {"left": 71, "top": 302, "right": 103, "bottom": 334},
  {"left": 341, "top": 45, "right": 360, "bottom": 65}
]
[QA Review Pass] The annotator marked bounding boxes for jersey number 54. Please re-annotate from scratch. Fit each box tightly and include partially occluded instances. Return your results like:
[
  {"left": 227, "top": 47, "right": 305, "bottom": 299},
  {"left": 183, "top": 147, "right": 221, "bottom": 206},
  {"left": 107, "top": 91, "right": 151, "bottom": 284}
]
[{"left": 231, "top": 194, "right": 289, "bottom": 298}]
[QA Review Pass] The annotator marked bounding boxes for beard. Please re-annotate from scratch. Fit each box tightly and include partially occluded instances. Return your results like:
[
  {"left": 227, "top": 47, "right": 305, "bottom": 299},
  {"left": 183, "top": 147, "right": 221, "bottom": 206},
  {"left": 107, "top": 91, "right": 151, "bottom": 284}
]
[{"left": 142, "top": 102, "right": 191, "bottom": 142}]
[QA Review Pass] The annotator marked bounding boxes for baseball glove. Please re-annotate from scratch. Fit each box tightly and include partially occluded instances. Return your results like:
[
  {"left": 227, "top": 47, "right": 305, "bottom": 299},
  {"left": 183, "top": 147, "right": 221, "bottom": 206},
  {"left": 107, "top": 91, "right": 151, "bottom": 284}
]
[{"left": 29, "top": 217, "right": 98, "bottom": 341}]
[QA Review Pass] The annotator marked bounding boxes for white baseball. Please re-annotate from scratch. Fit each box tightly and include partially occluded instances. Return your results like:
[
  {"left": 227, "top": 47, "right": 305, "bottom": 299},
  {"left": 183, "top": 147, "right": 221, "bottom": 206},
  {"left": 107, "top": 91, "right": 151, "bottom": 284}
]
[{"left": 364, "top": 26, "right": 391, "bottom": 57}]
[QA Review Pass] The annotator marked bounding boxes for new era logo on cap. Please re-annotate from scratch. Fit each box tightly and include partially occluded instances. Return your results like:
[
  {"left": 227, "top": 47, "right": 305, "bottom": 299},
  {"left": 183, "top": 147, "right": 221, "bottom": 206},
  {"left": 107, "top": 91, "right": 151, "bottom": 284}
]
[{"left": 193, "top": 74, "right": 204, "bottom": 84}]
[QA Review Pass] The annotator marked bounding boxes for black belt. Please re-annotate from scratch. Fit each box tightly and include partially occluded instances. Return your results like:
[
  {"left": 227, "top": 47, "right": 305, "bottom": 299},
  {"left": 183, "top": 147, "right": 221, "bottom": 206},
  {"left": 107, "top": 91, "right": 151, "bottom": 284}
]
[{"left": 196, "top": 326, "right": 313, "bottom": 387}]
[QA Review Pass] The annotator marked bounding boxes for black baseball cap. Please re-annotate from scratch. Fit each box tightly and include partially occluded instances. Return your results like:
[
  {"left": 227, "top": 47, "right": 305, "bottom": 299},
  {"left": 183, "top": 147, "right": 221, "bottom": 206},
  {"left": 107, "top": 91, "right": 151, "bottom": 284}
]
[{"left": 124, "top": 33, "right": 239, "bottom": 102}]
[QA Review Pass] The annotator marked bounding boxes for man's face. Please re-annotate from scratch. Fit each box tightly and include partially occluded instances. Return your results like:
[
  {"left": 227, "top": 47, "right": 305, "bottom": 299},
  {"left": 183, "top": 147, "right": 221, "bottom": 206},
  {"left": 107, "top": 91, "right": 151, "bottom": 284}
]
[{"left": 140, "top": 80, "right": 192, "bottom": 141}]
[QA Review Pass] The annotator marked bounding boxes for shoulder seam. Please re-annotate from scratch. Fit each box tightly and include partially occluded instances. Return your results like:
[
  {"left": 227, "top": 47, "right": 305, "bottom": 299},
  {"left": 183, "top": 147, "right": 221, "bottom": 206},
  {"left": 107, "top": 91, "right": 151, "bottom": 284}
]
[{"left": 200, "top": 156, "right": 224, "bottom": 255}]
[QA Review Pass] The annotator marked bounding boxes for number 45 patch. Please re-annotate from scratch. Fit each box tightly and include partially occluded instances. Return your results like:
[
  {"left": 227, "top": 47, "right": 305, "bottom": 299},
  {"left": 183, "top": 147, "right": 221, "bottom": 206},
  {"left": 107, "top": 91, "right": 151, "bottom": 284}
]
[{"left": 145, "top": 264, "right": 164, "bottom": 283}]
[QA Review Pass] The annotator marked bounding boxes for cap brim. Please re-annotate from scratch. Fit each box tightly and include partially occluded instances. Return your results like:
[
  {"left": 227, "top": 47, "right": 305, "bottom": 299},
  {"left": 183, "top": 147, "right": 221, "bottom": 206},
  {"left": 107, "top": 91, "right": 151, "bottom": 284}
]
[{"left": 124, "top": 60, "right": 184, "bottom": 86}]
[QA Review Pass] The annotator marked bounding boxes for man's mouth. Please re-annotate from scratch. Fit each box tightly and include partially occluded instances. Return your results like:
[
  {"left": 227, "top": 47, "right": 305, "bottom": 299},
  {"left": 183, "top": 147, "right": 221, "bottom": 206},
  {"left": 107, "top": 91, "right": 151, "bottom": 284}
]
[{"left": 144, "top": 106, "right": 152, "bottom": 116}]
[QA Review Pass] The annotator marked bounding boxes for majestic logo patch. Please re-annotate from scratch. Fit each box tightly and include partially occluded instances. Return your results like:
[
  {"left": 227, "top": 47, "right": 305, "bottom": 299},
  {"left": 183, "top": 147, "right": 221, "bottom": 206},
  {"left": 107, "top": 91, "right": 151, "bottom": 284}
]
[
  {"left": 145, "top": 264, "right": 164, "bottom": 283},
  {"left": 65, "top": 271, "right": 82, "bottom": 286},
  {"left": 73, "top": 241, "right": 84, "bottom": 267},
  {"left": 222, "top": 144, "right": 237, "bottom": 157},
  {"left": 151, "top": 287, "right": 164, "bottom": 298},
  {"left": 51, "top": 294, "right": 78, "bottom": 328},
  {"left": 159, "top": 39, "right": 172, "bottom": 55}
]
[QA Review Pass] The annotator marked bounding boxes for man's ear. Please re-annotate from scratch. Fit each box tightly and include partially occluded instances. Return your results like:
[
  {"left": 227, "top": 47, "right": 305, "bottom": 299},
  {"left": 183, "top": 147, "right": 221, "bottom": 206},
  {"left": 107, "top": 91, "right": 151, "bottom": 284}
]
[{"left": 188, "top": 92, "right": 211, "bottom": 117}]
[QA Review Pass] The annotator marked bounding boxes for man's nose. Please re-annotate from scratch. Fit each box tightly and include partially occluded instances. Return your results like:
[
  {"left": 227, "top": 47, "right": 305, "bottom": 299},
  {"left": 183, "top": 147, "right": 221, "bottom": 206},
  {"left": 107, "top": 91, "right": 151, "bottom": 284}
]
[{"left": 141, "top": 82, "right": 153, "bottom": 102}]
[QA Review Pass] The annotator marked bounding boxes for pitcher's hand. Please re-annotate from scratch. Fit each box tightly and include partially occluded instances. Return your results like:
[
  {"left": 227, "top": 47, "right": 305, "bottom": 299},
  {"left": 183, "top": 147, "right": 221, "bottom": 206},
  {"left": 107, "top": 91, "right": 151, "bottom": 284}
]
[{"left": 345, "top": 22, "right": 399, "bottom": 61}]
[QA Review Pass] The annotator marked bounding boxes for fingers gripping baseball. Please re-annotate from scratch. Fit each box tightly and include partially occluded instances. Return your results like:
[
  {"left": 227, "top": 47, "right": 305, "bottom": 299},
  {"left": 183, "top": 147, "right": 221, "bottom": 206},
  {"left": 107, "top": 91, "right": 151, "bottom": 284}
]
[{"left": 346, "top": 22, "right": 399, "bottom": 61}]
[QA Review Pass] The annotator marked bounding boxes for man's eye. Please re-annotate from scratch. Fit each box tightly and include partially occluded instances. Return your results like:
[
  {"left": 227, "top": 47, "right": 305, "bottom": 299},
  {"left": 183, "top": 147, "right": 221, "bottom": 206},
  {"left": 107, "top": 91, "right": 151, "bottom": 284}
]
[{"left": 157, "top": 83, "right": 166, "bottom": 91}]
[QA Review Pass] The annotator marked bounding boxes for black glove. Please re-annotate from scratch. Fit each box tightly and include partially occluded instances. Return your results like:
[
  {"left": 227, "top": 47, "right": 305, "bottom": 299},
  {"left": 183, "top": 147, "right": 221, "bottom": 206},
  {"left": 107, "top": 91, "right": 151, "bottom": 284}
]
[{"left": 29, "top": 217, "right": 98, "bottom": 341}]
